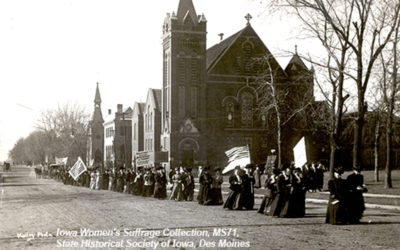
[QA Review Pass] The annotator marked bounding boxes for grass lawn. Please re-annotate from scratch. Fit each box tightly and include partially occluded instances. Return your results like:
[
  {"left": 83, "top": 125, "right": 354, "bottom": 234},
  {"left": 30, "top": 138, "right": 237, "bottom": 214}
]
[{"left": 325, "top": 170, "right": 400, "bottom": 195}]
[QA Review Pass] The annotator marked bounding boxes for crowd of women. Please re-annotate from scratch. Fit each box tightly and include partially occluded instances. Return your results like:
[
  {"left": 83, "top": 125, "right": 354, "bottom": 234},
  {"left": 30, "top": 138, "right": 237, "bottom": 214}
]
[{"left": 45, "top": 160, "right": 366, "bottom": 225}]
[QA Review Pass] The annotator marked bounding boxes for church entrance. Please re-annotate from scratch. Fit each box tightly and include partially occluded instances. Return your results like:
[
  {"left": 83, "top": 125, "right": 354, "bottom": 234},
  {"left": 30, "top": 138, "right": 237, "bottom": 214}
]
[
  {"left": 181, "top": 150, "right": 194, "bottom": 168},
  {"left": 179, "top": 138, "right": 199, "bottom": 169}
]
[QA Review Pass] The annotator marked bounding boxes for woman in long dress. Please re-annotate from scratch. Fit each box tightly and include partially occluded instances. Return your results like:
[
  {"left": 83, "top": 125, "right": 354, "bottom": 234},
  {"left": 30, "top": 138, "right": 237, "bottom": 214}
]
[
  {"left": 154, "top": 166, "right": 167, "bottom": 199},
  {"left": 198, "top": 166, "right": 212, "bottom": 204},
  {"left": 205, "top": 168, "right": 223, "bottom": 205},
  {"left": 223, "top": 166, "right": 243, "bottom": 210},
  {"left": 258, "top": 168, "right": 279, "bottom": 214},
  {"left": 326, "top": 167, "right": 348, "bottom": 225},
  {"left": 346, "top": 167, "right": 367, "bottom": 224},
  {"left": 169, "top": 169, "right": 185, "bottom": 201},
  {"left": 269, "top": 164, "right": 291, "bottom": 217}
]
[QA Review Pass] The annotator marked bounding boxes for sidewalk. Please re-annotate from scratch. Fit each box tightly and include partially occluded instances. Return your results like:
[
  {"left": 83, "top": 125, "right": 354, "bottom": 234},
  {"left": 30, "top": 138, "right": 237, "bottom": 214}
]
[{"left": 193, "top": 188, "right": 400, "bottom": 212}]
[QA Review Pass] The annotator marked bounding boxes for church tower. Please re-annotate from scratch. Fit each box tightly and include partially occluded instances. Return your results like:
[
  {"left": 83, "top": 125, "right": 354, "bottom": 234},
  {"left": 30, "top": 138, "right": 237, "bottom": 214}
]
[
  {"left": 87, "top": 82, "right": 104, "bottom": 167},
  {"left": 161, "top": 0, "right": 207, "bottom": 170}
]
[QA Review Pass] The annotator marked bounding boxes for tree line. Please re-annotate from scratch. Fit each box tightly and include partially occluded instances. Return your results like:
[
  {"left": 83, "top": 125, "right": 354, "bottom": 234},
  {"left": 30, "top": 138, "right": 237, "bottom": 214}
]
[{"left": 9, "top": 103, "right": 89, "bottom": 166}]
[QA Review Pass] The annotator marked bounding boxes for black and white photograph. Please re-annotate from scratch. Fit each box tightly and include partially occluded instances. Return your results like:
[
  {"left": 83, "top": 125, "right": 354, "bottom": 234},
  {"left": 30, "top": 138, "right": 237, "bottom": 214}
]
[{"left": 1, "top": 0, "right": 400, "bottom": 249}]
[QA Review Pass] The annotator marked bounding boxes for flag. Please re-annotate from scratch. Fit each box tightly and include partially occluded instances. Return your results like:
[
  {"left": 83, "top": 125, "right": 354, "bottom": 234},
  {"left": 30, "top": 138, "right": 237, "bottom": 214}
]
[
  {"left": 55, "top": 157, "right": 68, "bottom": 165},
  {"left": 293, "top": 137, "right": 307, "bottom": 168},
  {"left": 222, "top": 146, "right": 251, "bottom": 174},
  {"left": 69, "top": 157, "right": 87, "bottom": 181}
]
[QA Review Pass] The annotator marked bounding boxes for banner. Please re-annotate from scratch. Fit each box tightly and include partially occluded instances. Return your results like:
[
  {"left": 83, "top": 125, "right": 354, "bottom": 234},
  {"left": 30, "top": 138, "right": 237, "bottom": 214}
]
[
  {"left": 222, "top": 146, "right": 251, "bottom": 174},
  {"left": 55, "top": 157, "right": 68, "bottom": 165},
  {"left": 136, "top": 151, "right": 151, "bottom": 167},
  {"left": 69, "top": 157, "right": 87, "bottom": 181},
  {"left": 293, "top": 137, "right": 307, "bottom": 168}
]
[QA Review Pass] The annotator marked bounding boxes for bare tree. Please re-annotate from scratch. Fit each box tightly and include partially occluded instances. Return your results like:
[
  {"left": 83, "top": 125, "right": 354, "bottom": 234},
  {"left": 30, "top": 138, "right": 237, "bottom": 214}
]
[
  {"left": 36, "top": 102, "right": 90, "bottom": 164},
  {"left": 265, "top": 0, "right": 400, "bottom": 172},
  {"left": 376, "top": 15, "right": 400, "bottom": 188},
  {"left": 256, "top": 54, "right": 313, "bottom": 168}
]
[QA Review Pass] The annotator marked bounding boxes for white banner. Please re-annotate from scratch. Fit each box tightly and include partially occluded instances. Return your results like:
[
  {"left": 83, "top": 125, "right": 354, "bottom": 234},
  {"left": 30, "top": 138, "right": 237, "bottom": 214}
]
[
  {"left": 293, "top": 137, "right": 307, "bottom": 168},
  {"left": 222, "top": 146, "right": 251, "bottom": 174},
  {"left": 55, "top": 157, "right": 68, "bottom": 165},
  {"left": 135, "top": 151, "right": 151, "bottom": 167},
  {"left": 69, "top": 157, "right": 87, "bottom": 181}
]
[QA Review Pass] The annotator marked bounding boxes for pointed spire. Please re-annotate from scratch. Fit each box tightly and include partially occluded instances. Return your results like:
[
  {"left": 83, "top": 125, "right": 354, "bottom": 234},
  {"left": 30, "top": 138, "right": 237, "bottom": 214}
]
[
  {"left": 177, "top": 0, "right": 198, "bottom": 24},
  {"left": 94, "top": 82, "right": 101, "bottom": 104}
]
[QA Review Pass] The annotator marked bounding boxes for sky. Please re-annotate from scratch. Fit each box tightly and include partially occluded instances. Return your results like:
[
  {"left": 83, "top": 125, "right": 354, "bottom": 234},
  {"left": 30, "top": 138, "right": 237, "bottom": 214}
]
[{"left": 0, "top": 0, "right": 320, "bottom": 161}]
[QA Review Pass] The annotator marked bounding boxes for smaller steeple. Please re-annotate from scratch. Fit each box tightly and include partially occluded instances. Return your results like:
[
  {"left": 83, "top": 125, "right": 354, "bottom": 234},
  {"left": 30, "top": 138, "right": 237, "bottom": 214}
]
[{"left": 94, "top": 82, "right": 101, "bottom": 105}]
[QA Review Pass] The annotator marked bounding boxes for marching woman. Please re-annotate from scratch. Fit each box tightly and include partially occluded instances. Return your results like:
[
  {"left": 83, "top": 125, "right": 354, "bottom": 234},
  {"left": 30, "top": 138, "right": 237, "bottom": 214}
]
[
  {"left": 154, "top": 166, "right": 168, "bottom": 199},
  {"left": 169, "top": 167, "right": 185, "bottom": 201},
  {"left": 90, "top": 170, "right": 96, "bottom": 189},
  {"left": 326, "top": 167, "right": 348, "bottom": 225},
  {"left": 269, "top": 164, "right": 291, "bottom": 217},
  {"left": 95, "top": 168, "right": 102, "bottom": 190},
  {"left": 241, "top": 164, "right": 256, "bottom": 210},
  {"left": 197, "top": 166, "right": 212, "bottom": 204},
  {"left": 346, "top": 166, "right": 367, "bottom": 224},
  {"left": 205, "top": 167, "right": 224, "bottom": 205},
  {"left": 223, "top": 166, "right": 243, "bottom": 210},
  {"left": 133, "top": 167, "right": 144, "bottom": 196},
  {"left": 286, "top": 168, "right": 306, "bottom": 218},
  {"left": 258, "top": 168, "right": 279, "bottom": 214},
  {"left": 143, "top": 168, "right": 154, "bottom": 197},
  {"left": 184, "top": 168, "right": 195, "bottom": 201}
]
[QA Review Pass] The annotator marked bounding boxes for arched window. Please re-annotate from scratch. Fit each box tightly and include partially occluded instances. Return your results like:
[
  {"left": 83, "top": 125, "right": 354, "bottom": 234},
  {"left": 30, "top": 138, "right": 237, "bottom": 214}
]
[
  {"left": 241, "top": 92, "right": 254, "bottom": 128},
  {"left": 226, "top": 102, "right": 234, "bottom": 128}
]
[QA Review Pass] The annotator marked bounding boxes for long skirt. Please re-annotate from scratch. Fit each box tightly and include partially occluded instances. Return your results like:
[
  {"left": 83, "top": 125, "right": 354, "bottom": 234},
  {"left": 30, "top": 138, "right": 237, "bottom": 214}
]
[
  {"left": 326, "top": 198, "right": 348, "bottom": 225},
  {"left": 154, "top": 183, "right": 167, "bottom": 199},
  {"left": 205, "top": 188, "right": 223, "bottom": 205},
  {"left": 347, "top": 191, "right": 365, "bottom": 224},
  {"left": 269, "top": 193, "right": 288, "bottom": 217},
  {"left": 143, "top": 185, "right": 153, "bottom": 197},
  {"left": 223, "top": 191, "right": 242, "bottom": 210},
  {"left": 169, "top": 183, "right": 184, "bottom": 201}
]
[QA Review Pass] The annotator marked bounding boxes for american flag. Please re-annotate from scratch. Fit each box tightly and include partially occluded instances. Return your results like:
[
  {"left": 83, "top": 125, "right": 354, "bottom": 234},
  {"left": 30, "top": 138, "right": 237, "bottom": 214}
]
[
  {"left": 223, "top": 146, "right": 251, "bottom": 174},
  {"left": 69, "top": 157, "right": 87, "bottom": 181}
]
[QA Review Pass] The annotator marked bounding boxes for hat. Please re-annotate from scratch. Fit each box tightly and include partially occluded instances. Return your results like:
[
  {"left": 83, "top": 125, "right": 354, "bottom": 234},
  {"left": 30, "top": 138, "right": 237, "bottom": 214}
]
[
  {"left": 334, "top": 167, "right": 344, "bottom": 175},
  {"left": 353, "top": 166, "right": 361, "bottom": 172},
  {"left": 272, "top": 168, "right": 281, "bottom": 175},
  {"left": 281, "top": 163, "right": 290, "bottom": 171}
]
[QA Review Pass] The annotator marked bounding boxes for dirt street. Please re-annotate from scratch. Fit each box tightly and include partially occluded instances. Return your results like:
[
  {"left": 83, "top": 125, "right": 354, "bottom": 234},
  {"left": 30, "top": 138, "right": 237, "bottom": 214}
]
[{"left": 1, "top": 166, "right": 400, "bottom": 250}]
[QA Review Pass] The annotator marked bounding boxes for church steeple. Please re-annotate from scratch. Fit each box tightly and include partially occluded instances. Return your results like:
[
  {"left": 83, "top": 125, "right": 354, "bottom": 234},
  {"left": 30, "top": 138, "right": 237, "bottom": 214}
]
[
  {"left": 177, "top": 0, "right": 198, "bottom": 24},
  {"left": 92, "top": 82, "right": 104, "bottom": 123},
  {"left": 94, "top": 82, "right": 102, "bottom": 105}
]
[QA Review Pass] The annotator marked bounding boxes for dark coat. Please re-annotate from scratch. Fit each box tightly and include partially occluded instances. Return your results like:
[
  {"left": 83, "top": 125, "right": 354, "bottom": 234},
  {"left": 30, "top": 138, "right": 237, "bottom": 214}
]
[
  {"left": 326, "top": 178, "right": 348, "bottom": 225},
  {"left": 269, "top": 174, "right": 290, "bottom": 217},
  {"left": 197, "top": 171, "right": 212, "bottom": 204},
  {"left": 223, "top": 174, "right": 242, "bottom": 210},
  {"left": 346, "top": 173, "right": 366, "bottom": 223}
]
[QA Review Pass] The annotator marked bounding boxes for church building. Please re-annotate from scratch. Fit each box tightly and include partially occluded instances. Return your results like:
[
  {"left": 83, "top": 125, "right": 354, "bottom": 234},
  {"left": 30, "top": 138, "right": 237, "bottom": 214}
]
[
  {"left": 86, "top": 83, "right": 105, "bottom": 168},
  {"left": 159, "top": 0, "right": 316, "bottom": 171}
]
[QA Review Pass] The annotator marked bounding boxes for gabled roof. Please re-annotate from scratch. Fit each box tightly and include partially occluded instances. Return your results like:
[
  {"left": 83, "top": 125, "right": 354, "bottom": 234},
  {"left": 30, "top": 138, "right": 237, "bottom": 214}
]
[
  {"left": 153, "top": 89, "right": 162, "bottom": 111},
  {"left": 133, "top": 102, "right": 145, "bottom": 116},
  {"left": 285, "top": 54, "right": 309, "bottom": 73},
  {"left": 177, "top": 0, "right": 198, "bottom": 24},
  {"left": 206, "top": 24, "right": 286, "bottom": 77},
  {"left": 206, "top": 29, "right": 243, "bottom": 70},
  {"left": 146, "top": 88, "right": 162, "bottom": 111}
]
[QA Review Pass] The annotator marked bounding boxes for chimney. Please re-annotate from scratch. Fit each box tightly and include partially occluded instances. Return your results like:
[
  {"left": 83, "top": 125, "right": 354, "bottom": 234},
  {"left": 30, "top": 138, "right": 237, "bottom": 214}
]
[
  {"left": 108, "top": 109, "right": 112, "bottom": 115},
  {"left": 117, "top": 104, "right": 123, "bottom": 113}
]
